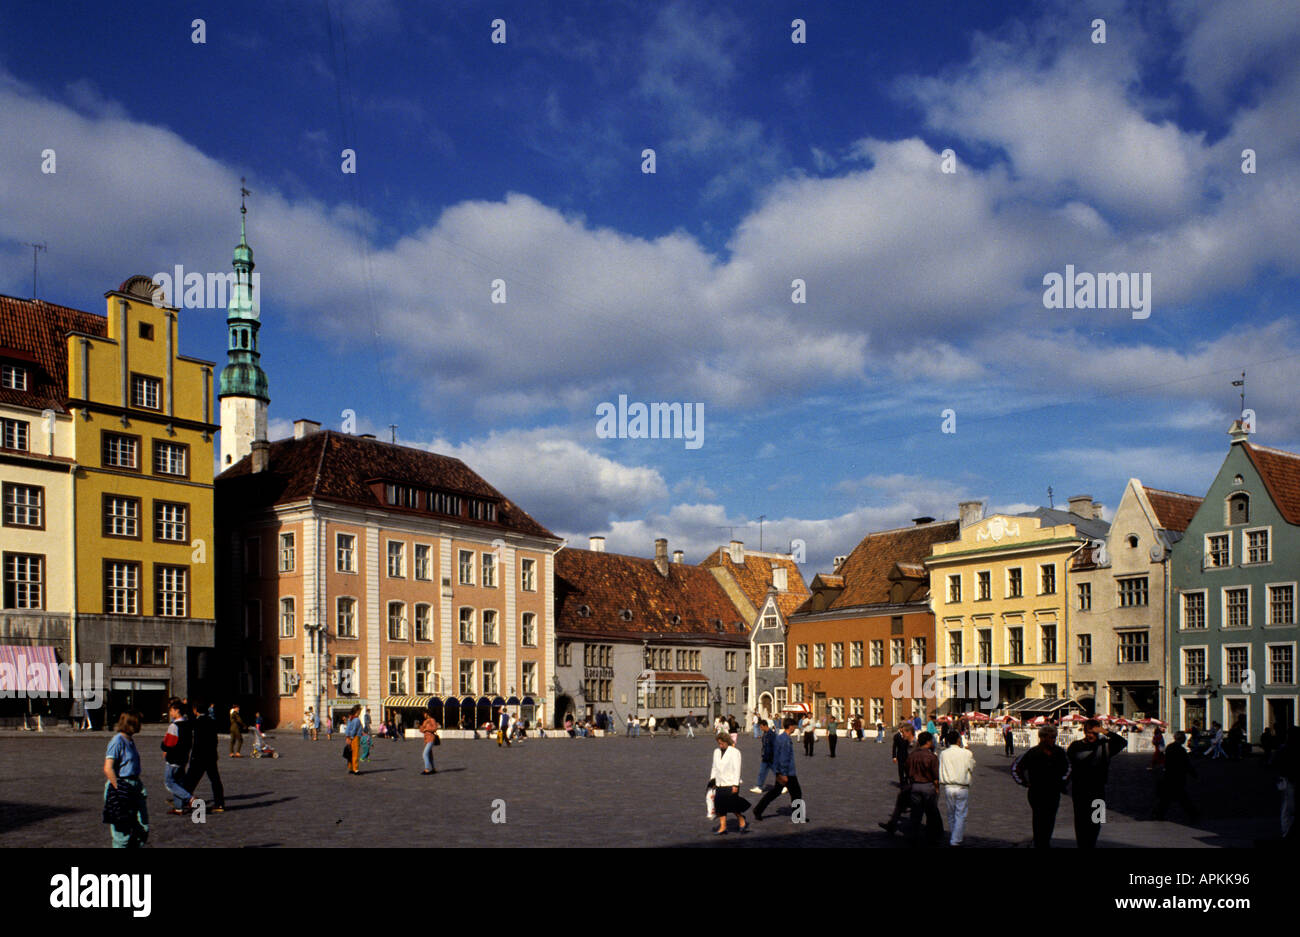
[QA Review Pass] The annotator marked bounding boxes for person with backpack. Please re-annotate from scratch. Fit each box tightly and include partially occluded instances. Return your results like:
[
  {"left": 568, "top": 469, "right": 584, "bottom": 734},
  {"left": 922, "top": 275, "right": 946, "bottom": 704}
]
[
  {"left": 1011, "top": 725, "right": 1072, "bottom": 848},
  {"left": 160, "top": 698, "right": 194, "bottom": 815}
]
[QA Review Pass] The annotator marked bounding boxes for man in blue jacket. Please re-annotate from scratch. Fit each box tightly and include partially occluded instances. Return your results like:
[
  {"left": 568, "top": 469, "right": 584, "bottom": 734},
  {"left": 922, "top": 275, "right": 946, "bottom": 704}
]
[
  {"left": 753, "top": 718, "right": 804, "bottom": 821},
  {"left": 750, "top": 719, "right": 775, "bottom": 793}
]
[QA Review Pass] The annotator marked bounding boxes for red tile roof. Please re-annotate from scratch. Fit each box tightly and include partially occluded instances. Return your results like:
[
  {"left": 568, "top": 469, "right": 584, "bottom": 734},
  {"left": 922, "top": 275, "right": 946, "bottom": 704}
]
[
  {"left": 1244, "top": 443, "right": 1300, "bottom": 526},
  {"left": 697, "top": 547, "right": 810, "bottom": 618},
  {"left": 217, "top": 430, "right": 557, "bottom": 539},
  {"left": 805, "top": 520, "right": 960, "bottom": 611},
  {"left": 1142, "top": 486, "right": 1202, "bottom": 532},
  {"left": 555, "top": 548, "right": 749, "bottom": 644},
  {"left": 0, "top": 295, "right": 107, "bottom": 413}
]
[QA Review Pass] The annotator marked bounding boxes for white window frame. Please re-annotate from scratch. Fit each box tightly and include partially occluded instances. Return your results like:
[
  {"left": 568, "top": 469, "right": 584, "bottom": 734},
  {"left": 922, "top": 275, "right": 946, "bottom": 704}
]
[
  {"left": 458, "top": 607, "right": 476, "bottom": 644},
  {"left": 458, "top": 549, "right": 475, "bottom": 585},
  {"left": 1266, "top": 581, "right": 1297, "bottom": 626},
  {"left": 1242, "top": 526, "right": 1272, "bottom": 566},
  {"left": 1181, "top": 644, "right": 1209, "bottom": 686},
  {"left": 387, "top": 540, "right": 406, "bottom": 579},
  {"left": 388, "top": 601, "right": 407, "bottom": 641},
  {"left": 481, "top": 552, "right": 497, "bottom": 588},
  {"left": 1219, "top": 696, "right": 1251, "bottom": 739},
  {"left": 1005, "top": 566, "right": 1023, "bottom": 600},
  {"left": 387, "top": 656, "right": 408, "bottom": 696},
  {"left": 1204, "top": 530, "right": 1232, "bottom": 570},
  {"left": 279, "top": 656, "right": 296, "bottom": 696},
  {"left": 130, "top": 374, "right": 161, "bottom": 410},
  {"left": 482, "top": 609, "right": 499, "bottom": 645},
  {"left": 520, "top": 611, "right": 537, "bottom": 647},
  {"left": 1006, "top": 626, "right": 1025, "bottom": 666},
  {"left": 975, "top": 569, "right": 991, "bottom": 601},
  {"left": 0, "top": 364, "right": 28, "bottom": 390},
  {"left": 1180, "top": 589, "right": 1209, "bottom": 631},
  {"left": 415, "top": 603, "right": 433, "bottom": 642},
  {"left": 1222, "top": 585, "right": 1251, "bottom": 630},
  {"left": 154, "top": 441, "right": 187, "bottom": 476},
  {"left": 520, "top": 557, "right": 536, "bottom": 592},
  {"left": 414, "top": 543, "right": 432, "bottom": 581},
  {"left": 458, "top": 660, "right": 476, "bottom": 695},
  {"left": 482, "top": 659, "right": 499, "bottom": 696},
  {"left": 947, "top": 573, "right": 961, "bottom": 604},
  {"left": 336, "top": 595, "right": 358, "bottom": 638},
  {"left": 278, "top": 532, "right": 295, "bottom": 572},
  {"left": 336, "top": 533, "right": 357, "bottom": 573},
  {"left": 1264, "top": 642, "right": 1296, "bottom": 686},
  {"left": 521, "top": 660, "right": 538, "bottom": 695},
  {"left": 279, "top": 596, "right": 295, "bottom": 637},
  {"left": 1039, "top": 562, "right": 1056, "bottom": 595}
]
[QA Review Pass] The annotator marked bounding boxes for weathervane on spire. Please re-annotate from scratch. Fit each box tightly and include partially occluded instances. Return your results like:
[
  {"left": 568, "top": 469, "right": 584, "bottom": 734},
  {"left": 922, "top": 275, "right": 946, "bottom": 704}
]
[
  {"left": 1232, "top": 370, "right": 1246, "bottom": 413},
  {"left": 240, "top": 177, "right": 251, "bottom": 213}
]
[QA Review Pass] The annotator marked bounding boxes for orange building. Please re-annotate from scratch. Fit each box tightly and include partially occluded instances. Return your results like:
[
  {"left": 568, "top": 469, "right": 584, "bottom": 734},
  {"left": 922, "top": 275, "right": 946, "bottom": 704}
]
[{"left": 787, "top": 519, "right": 959, "bottom": 727}]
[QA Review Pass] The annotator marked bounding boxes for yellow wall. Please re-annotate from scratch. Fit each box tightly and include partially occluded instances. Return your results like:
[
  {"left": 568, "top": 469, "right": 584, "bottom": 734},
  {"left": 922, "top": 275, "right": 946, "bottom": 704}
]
[{"left": 66, "top": 292, "right": 215, "bottom": 619}]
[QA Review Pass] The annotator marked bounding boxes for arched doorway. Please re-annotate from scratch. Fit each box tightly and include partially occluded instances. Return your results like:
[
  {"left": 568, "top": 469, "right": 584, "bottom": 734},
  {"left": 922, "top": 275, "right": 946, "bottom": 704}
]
[
  {"left": 758, "top": 692, "right": 774, "bottom": 720},
  {"left": 554, "top": 695, "right": 573, "bottom": 728}
]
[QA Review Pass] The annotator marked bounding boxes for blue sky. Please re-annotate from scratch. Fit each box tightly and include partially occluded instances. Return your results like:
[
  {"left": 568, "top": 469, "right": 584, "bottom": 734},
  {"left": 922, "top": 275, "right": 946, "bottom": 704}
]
[{"left": 2, "top": 0, "right": 1298, "bottom": 574}]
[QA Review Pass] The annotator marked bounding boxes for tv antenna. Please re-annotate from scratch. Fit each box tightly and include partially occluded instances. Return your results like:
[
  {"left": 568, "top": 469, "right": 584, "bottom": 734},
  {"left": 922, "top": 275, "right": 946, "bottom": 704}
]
[
  {"left": 21, "top": 242, "right": 47, "bottom": 297},
  {"left": 1047, "top": 486, "right": 1055, "bottom": 509}
]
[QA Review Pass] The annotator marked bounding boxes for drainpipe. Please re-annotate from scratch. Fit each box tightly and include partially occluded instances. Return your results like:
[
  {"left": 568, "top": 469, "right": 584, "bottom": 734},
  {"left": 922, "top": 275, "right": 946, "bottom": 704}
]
[
  {"left": 1064, "top": 538, "right": 1088, "bottom": 710},
  {"left": 68, "top": 458, "right": 79, "bottom": 727}
]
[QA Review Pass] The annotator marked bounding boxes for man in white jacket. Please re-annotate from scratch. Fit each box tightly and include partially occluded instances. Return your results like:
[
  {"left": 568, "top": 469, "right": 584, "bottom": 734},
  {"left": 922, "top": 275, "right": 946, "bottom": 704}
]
[{"left": 938, "top": 730, "right": 976, "bottom": 846}]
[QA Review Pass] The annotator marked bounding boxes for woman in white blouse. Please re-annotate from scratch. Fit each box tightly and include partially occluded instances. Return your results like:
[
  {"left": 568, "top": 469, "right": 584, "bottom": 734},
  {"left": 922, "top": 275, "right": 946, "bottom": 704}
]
[{"left": 709, "top": 733, "right": 751, "bottom": 834}]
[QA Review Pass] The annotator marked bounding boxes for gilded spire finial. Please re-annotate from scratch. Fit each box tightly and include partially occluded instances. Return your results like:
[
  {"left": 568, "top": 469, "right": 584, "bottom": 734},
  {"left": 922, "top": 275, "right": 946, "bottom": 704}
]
[{"left": 239, "top": 177, "right": 251, "bottom": 241}]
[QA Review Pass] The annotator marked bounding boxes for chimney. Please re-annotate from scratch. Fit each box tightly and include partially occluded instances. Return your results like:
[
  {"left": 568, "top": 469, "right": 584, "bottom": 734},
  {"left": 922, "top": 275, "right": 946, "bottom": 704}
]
[
  {"left": 294, "top": 419, "right": 321, "bottom": 440},
  {"left": 912, "top": 516, "right": 935, "bottom": 526},
  {"left": 772, "top": 564, "right": 788, "bottom": 591},
  {"left": 654, "top": 538, "right": 669, "bottom": 576},
  {"left": 1091, "top": 501, "right": 1103, "bottom": 520},
  {"left": 1067, "top": 495, "right": 1093, "bottom": 518},
  {"left": 833, "top": 555, "right": 848, "bottom": 572},
  {"left": 250, "top": 439, "right": 270, "bottom": 474},
  {"left": 729, "top": 540, "right": 744, "bottom": 564},
  {"left": 672, "top": 550, "right": 684, "bottom": 564},
  {"left": 958, "top": 500, "right": 984, "bottom": 528},
  {"left": 589, "top": 536, "right": 605, "bottom": 552},
  {"left": 1228, "top": 419, "right": 1249, "bottom": 445}
]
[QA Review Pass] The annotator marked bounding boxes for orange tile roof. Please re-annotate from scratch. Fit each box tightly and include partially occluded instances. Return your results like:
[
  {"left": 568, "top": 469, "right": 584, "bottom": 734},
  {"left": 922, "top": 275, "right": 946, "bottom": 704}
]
[
  {"left": 1142, "top": 486, "right": 1202, "bottom": 532},
  {"left": 0, "top": 295, "right": 107, "bottom": 413},
  {"left": 812, "top": 520, "right": 960, "bottom": 611},
  {"left": 1244, "top": 443, "right": 1300, "bottom": 526},
  {"left": 698, "top": 547, "right": 810, "bottom": 618}
]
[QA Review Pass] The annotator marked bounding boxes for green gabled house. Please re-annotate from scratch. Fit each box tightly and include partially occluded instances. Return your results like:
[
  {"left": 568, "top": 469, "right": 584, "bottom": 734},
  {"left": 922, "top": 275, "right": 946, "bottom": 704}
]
[{"left": 1169, "top": 421, "right": 1300, "bottom": 739}]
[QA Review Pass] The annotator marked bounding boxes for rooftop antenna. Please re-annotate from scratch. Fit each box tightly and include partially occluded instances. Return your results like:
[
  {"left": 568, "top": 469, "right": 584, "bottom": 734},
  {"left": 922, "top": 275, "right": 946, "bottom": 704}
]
[
  {"left": 1232, "top": 371, "right": 1245, "bottom": 415},
  {"left": 21, "top": 242, "right": 46, "bottom": 298},
  {"left": 1047, "top": 486, "right": 1054, "bottom": 509},
  {"left": 757, "top": 514, "right": 766, "bottom": 552},
  {"left": 716, "top": 525, "right": 741, "bottom": 542},
  {"left": 388, "top": 424, "right": 397, "bottom": 443}
]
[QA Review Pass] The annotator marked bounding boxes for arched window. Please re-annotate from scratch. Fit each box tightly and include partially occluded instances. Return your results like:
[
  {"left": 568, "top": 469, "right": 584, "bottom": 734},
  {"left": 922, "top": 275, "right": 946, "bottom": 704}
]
[{"left": 1228, "top": 492, "right": 1249, "bottom": 526}]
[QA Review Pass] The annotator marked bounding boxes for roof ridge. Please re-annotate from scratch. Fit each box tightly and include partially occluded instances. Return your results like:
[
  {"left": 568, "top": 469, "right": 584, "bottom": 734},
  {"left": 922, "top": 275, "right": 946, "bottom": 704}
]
[
  {"left": 1142, "top": 486, "right": 1203, "bottom": 500},
  {"left": 860, "top": 518, "right": 960, "bottom": 539},
  {"left": 1248, "top": 442, "right": 1300, "bottom": 461}
]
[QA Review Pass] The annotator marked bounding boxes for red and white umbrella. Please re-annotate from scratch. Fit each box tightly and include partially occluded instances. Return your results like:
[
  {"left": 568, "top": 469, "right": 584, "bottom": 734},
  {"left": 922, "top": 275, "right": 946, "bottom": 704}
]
[
  {"left": 1061, "top": 713, "right": 1088, "bottom": 723},
  {"left": 1143, "top": 718, "right": 1167, "bottom": 727},
  {"left": 1112, "top": 717, "right": 1136, "bottom": 726},
  {"left": 962, "top": 711, "right": 991, "bottom": 721},
  {"left": 1028, "top": 715, "right": 1048, "bottom": 725},
  {"left": 1000, "top": 715, "right": 1022, "bottom": 724}
]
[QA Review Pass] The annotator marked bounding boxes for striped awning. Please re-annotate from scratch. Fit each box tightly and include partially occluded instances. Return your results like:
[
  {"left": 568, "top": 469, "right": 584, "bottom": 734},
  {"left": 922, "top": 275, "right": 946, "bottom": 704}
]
[
  {"left": 0, "top": 645, "right": 64, "bottom": 693},
  {"left": 383, "top": 695, "right": 435, "bottom": 708}
]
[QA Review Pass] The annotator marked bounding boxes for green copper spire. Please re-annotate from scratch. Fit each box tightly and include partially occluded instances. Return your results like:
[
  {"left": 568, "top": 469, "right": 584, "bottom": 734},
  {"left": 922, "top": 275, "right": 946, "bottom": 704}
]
[{"left": 218, "top": 179, "right": 270, "bottom": 403}]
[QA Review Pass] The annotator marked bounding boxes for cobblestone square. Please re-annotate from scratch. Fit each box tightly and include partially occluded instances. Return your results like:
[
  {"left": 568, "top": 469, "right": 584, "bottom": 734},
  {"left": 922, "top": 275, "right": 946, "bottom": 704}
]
[{"left": 0, "top": 730, "right": 1283, "bottom": 848}]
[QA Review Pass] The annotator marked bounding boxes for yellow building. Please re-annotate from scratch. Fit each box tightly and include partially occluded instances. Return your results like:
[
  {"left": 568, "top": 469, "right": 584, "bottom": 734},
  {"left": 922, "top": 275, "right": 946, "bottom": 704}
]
[
  {"left": 925, "top": 500, "right": 1109, "bottom": 713},
  {"left": 1, "top": 278, "right": 218, "bottom": 724}
]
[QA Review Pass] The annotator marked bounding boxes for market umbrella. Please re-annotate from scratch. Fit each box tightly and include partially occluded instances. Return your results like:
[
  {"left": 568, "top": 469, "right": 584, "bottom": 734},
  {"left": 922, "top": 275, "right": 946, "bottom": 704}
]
[{"left": 1142, "top": 718, "right": 1167, "bottom": 727}]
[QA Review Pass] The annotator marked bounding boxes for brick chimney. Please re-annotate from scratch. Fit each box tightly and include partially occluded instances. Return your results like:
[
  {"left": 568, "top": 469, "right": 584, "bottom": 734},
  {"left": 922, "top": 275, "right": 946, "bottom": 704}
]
[
  {"left": 250, "top": 438, "right": 270, "bottom": 474},
  {"left": 912, "top": 516, "right": 935, "bottom": 526},
  {"left": 654, "top": 538, "right": 669, "bottom": 576},
  {"left": 729, "top": 540, "right": 744, "bottom": 564},
  {"left": 589, "top": 536, "right": 605, "bottom": 552},
  {"left": 1067, "top": 495, "right": 1094, "bottom": 518},
  {"left": 294, "top": 419, "right": 321, "bottom": 439},
  {"left": 958, "top": 500, "right": 984, "bottom": 528}
]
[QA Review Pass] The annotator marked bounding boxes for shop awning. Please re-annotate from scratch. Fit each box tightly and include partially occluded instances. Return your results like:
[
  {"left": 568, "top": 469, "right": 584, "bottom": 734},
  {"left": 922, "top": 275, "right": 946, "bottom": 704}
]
[
  {"left": 1003, "top": 696, "right": 1086, "bottom": 715},
  {"left": 0, "top": 645, "right": 64, "bottom": 693},
  {"left": 383, "top": 695, "right": 436, "bottom": 708},
  {"left": 781, "top": 702, "right": 811, "bottom": 714}
]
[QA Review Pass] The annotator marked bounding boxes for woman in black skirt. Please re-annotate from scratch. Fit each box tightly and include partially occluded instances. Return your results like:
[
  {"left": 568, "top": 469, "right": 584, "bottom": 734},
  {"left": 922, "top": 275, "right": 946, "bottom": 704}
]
[{"left": 709, "top": 733, "right": 750, "bottom": 834}]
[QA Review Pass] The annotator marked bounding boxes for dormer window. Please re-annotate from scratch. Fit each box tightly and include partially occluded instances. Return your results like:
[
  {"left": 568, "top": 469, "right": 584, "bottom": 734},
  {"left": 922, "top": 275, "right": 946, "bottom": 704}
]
[
  {"left": 619, "top": 609, "right": 633, "bottom": 621},
  {"left": 1227, "top": 493, "right": 1249, "bottom": 526},
  {"left": 1, "top": 365, "right": 27, "bottom": 391},
  {"left": 713, "top": 619, "right": 724, "bottom": 632},
  {"left": 577, "top": 605, "right": 591, "bottom": 618},
  {"left": 468, "top": 499, "right": 497, "bottom": 522},
  {"left": 671, "top": 614, "right": 682, "bottom": 626},
  {"left": 431, "top": 491, "right": 463, "bottom": 516},
  {"left": 384, "top": 483, "right": 419, "bottom": 508}
]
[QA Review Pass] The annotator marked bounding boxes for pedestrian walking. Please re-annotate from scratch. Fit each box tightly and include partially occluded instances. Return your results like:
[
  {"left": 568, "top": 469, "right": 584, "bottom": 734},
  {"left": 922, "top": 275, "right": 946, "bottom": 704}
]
[
  {"left": 686, "top": 712, "right": 696, "bottom": 739},
  {"left": 1066, "top": 718, "right": 1127, "bottom": 848},
  {"left": 1003, "top": 721, "right": 1015, "bottom": 757},
  {"left": 183, "top": 700, "right": 225, "bottom": 813},
  {"left": 801, "top": 716, "right": 815, "bottom": 756},
  {"left": 1011, "top": 725, "right": 1072, "bottom": 848},
  {"left": 322, "top": 714, "right": 333, "bottom": 741},
  {"left": 1278, "top": 724, "right": 1299, "bottom": 840},
  {"left": 626, "top": 713, "right": 634, "bottom": 736},
  {"left": 938, "top": 731, "right": 975, "bottom": 846},
  {"left": 228, "top": 704, "right": 246, "bottom": 757},
  {"left": 753, "top": 718, "right": 804, "bottom": 821},
  {"left": 344, "top": 705, "right": 363, "bottom": 775},
  {"left": 302, "top": 708, "right": 314, "bottom": 741},
  {"left": 1153, "top": 731, "right": 1197, "bottom": 820},
  {"left": 359, "top": 706, "right": 374, "bottom": 761},
  {"left": 102, "top": 711, "right": 148, "bottom": 848},
  {"left": 419, "top": 709, "right": 439, "bottom": 775},
  {"left": 852, "top": 715, "right": 863, "bottom": 741},
  {"left": 1208, "top": 721, "right": 1227, "bottom": 759},
  {"left": 160, "top": 698, "right": 194, "bottom": 816},
  {"left": 1150, "top": 725, "right": 1165, "bottom": 770},
  {"left": 81, "top": 699, "right": 94, "bottom": 731},
  {"left": 709, "top": 733, "right": 751, "bottom": 834},
  {"left": 903, "top": 732, "right": 944, "bottom": 846},
  {"left": 911, "top": 713, "right": 923, "bottom": 735},
  {"left": 648, "top": 714, "right": 657, "bottom": 738},
  {"left": 751, "top": 719, "right": 774, "bottom": 793},
  {"left": 876, "top": 721, "right": 885, "bottom": 743},
  {"left": 827, "top": 715, "right": 839, "bottom": 757},
  {"left": 498, "top": 707, "right": 512, "bottom": 747},
  {"left": 751, "top": 712, "right": 761, "bottom": 739},
  {"left": 892, "top": 724, "right": 915, "bottom": 787}
]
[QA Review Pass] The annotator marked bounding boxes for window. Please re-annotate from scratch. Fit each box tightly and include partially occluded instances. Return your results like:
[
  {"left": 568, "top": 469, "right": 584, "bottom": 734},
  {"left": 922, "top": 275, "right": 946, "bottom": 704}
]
[
  {"left": 482, "top": 552, "right": 496, "bottom": 588},
  {"left": 726, "top": 651, "right": 738, "bottom": 671},
  {"left": 279, "top": 533, "right": 295, "bottom": 572},
  {"left": 111, "top": 645, "right": 168, "bottom": 667},
  {"left": 280, "top": 657, "right": 296, "bottom": 696},
  {"left": 1206, "top": 534, "right": 1230, "bottom": 568},
  {"left": 104, "top": 495, "right": 139, "bottom": 538},
  {"left": 336, "top": 656, "right": 358, "bottom": 696},
  {"left": 1183, "top": 648, "right": 1206, "bottom": 685},
  {"left": 1182, "top": 592, "right": 1207, "bottom": 630},
  {"left": 0, "top": 364, "right": 28, "bottom": 390},
  {"left": 1008, "top": 627, "right": 1024, "bottom": 665},
  {"left": 414, "top": 544, "right": 432, "bottom": 581},
  {"left": 1269, "top": 645, "right": 1294, "bottom": 685},
  {"left": 1077, "top": 582, "right": 1092, "bottom": 611},
  {"left": 388, "top": 658, "right": 408, "bottom": 696},
  {"left": 279, "top": 597, "right": 295, "bottom": 637},
  {"left": 978, "top": 629, "right": 992, "bottom": 665},
  {"left": 155, "top": 565, "right": 187, "bottom": 617},
  {"left": 1118, "top": 577, "right": 1149, "bottom": 607},
  {"left": 890, "top": 638, "right": 905, "bottom": 665},
  {"left": 149, "top": 501, "right": 187, "bottom": 543},
  {"left": 850, "top": 641, "right": 863, "bottom": 667},
  {"left": 1040, "top": 564, "right": 1056, "bottom": 595},
  {"left": 482, "top": 609, "right": 499, "bottom": 645},
  {"left": 557, "top": 642, "right": 572, "bottom": 666},
  {"left": 521, "top": 661, "right": 537, "bottom": 695},
  {"left": 415, "top": 604, "right": 433, "bottom": 641},
  {"left": 911, "top": 636, "right": 927, "bottom": 665},
  {"left": 468, "top": 499, "right": 497, "bottom": 522},
  {"left": 153, "top": 441, "right": 188, "bottom": 476},
  {"left": 432, "top": 491, "right": 462, "bottom": 516},
  {"left": 387, "top": 541, "right": 405, "bottom": 578},
  {"left": 949, "top": 631, "right": 962, "bottom": 665},
  {"left": 458, "top": 660, "right": 476, "bottom": 695},
  {"left": 791, "top": 683, "right": 804, "bottom": 703},
  {"left": 130, "top": 374, "right": 161, "bottom": 409},
  {"left": 243, "top": 537, "right": 260, "bottom": 576},
  {"left": 459, "top": 608, "right": 476, "bottom": 644},
  {"left": 1007, "top": 568, "right": 1023, "bottom": 599},
  {"left": 726, "top": 686, "right": 736, "bottom": 705},
  {"left": 1117, "top": 631, "right": 1149, "bottom": 664},
  {"left": 105, "top": 561, "right": 140, "bottom": 615},
  {"left": 388, "top": 601, "right": 407, "bottom": 640},
  {"left": 2, "top": 418, "right": 29, "bottom": 451},
  {"left": 813, "top": 644, "right": 825, "bottom": 668},
  {"left": 2, "top": 483, "right": 43, "bottom": 529},
  {"left": 830, "top": 643, "right": 843, "bottom": 668},
  {"left": 520, "top": 612, "right": 537, "bottom": 646},
  {"left": 1041, "top": 683, "right": 1058, "bottom": 699},
  {"left": 1269, "top": 585, "right": 1295, "bottom": 625},
  {"left": 3, "top": 553, "right": 43, "bottom": 609},
  {"left": 1246, "top": 529, "right": 1270, "bottom": 564},
  {"left": 521, "top": 558, "right": 536, "bottom": 591},
  {"left": 870, "top": 698, "right": 884, "bottom": 724},
  {"left": 1077, "top": 633, "right": 1092, "bottom": 664},
  {"left": 1225, "top": 588, "right": 1250, "bottom": 628},
  {"left": 458, "top": 550, "right": 474, "bottom": 585},
  {"left": 336, "top": 533, "right": 356, "bottom": 572},
  {"left": 948, "top": 574, "right": 961, "bottom": 603},
  {"left": 415, "top": 658, "right": 435, "bottom": 695},
  {"left": 1225, "top": 646, "right": 1250, "bottom": 684},
  {"left": 796, "top": 645, "right": 808, "bottom": 669},
  {"left": 977, "top": 571, "right": 991, "bottom": 600},
  {"left": 336, "top": 597, "right": 357, "bottom": 638},
  {"left": 384, "top": 484, "right": 418, "bottom": 508},
  {"left": 869, "top": 640, "right": 883, "bottom": 667},
  {"left": 773, "top": 644, "right": 784, "bottom": 668},
  {"left": 1228, "top": 493, "right": 1249, "bottom": 525},
  {"left": 482, "top": 660, "right": 499, "bottom": 696},
  {"left": 891, "top": 615, "right": 904, "bottom": 635},
  {"left": 759, "top": 645, "right": 771, "bottom": 669}
]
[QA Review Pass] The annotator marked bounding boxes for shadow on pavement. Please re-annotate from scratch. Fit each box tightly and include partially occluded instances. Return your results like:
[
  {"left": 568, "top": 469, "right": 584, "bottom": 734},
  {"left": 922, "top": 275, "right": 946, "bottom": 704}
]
[{"left": 0, "top": 801, "right": 85, "bottom": 834}]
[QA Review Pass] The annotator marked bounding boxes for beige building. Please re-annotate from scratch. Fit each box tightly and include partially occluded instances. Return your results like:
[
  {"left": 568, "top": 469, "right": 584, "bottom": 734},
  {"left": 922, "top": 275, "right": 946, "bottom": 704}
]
[{"left": 1069, "top": 480, "right": 1201, "bottom": 720}]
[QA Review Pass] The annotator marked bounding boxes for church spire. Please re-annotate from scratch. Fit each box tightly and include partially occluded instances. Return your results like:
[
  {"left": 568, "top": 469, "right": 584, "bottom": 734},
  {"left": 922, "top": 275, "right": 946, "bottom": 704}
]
[{"left": 218, "top": 180, "right": 270, "bottom": 468}]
